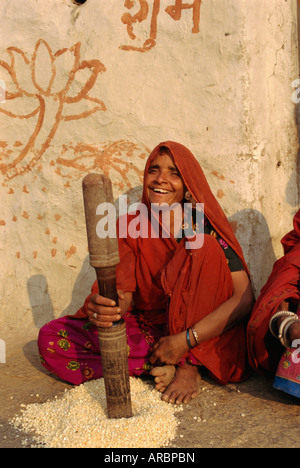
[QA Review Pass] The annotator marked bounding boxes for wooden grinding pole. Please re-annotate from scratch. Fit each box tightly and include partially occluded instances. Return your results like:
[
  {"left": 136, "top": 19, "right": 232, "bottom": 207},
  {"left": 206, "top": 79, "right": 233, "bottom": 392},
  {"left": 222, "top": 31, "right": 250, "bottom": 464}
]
[{"left": 82, "top": 173, "right": 132, "bottom": 419}]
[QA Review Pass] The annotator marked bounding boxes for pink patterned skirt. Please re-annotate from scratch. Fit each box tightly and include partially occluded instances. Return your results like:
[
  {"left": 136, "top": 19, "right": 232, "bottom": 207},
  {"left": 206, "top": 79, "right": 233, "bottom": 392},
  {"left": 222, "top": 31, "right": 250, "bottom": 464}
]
[
  {"left": 273, "top": 307, "right": 300, "bottom": 399},
  {"left": 38, "top": 312, "right": 167, "bottom": 385},
  {"left": 273, "top": 346, "right": 300, "bottom": 398}
]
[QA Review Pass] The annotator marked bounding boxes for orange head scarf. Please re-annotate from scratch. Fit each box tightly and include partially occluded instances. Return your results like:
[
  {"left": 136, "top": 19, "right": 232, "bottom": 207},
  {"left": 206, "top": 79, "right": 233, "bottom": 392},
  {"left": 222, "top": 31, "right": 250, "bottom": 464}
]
[{"left": 142, "top": 141, "right": 249, "bottom": 273}]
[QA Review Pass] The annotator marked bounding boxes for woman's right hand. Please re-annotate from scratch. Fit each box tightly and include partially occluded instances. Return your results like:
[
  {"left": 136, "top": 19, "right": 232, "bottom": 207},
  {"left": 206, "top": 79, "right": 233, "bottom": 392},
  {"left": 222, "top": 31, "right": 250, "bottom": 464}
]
[{"left": 86, "top": 294, "right": 122, "bottom": 328}]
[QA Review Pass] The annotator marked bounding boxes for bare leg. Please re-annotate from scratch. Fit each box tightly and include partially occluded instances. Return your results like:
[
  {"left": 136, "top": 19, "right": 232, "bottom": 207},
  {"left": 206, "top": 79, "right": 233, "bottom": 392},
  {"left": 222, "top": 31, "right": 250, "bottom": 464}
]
[
  {"left": 161, "top": 362, "right": 201, "bottom": 404},
  {"left": 150, "top": 365, "right": 176, "bottom": 393}
]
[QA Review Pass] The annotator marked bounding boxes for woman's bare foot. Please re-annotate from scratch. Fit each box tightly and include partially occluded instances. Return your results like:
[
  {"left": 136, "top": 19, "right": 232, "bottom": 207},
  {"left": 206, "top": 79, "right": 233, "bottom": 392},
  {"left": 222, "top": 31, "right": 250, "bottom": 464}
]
[
  {"left": 150, "top": 365, "right": 176, "bottom": 393},
  {"left": 161, "top": 362, "right": 201, "bottom": 405}
]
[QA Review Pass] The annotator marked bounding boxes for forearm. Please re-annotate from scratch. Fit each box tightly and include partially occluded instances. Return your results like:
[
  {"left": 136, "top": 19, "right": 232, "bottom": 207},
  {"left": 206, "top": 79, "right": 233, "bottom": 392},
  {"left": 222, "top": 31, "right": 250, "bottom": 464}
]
[
  {"left": 189, "top": 271, "right": 254, "bottom": 346},
  {"left": 191, "top": 295, "right": 252, "bottom": 345}
]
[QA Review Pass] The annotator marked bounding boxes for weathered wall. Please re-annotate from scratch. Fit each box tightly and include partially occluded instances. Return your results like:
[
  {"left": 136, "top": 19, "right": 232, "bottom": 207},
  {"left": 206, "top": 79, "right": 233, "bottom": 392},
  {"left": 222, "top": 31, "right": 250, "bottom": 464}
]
[{"left": 0, "top": 0, "right": 299, "bottom": 339}]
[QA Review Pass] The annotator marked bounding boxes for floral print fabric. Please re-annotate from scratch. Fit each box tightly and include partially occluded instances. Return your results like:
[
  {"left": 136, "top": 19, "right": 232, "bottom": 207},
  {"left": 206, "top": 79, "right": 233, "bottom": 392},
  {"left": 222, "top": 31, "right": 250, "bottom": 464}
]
[{"left": 38, "top": 311, "right": 166, "bottom": 385}]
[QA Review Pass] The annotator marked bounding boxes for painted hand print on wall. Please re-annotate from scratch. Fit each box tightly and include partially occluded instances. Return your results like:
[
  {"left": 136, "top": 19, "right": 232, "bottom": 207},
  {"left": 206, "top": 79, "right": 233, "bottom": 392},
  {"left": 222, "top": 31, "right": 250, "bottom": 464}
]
[
  {"left": 120, "top": 0, "right": 201, "bottom": 52},
  {"left": 0, "top": 40, "right": 106, "bottom": 180}
]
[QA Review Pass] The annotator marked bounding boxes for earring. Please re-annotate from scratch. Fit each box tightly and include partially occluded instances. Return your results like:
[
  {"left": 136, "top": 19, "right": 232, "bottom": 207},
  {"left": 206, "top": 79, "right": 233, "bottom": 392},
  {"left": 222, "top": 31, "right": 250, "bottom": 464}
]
[{"left": 185, "top": 191, "right": 191, "bottom": 201}]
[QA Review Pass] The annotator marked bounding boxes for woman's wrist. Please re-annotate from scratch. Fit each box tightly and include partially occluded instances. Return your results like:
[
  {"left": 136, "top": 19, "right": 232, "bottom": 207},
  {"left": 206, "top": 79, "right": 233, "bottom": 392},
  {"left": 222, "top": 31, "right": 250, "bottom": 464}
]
[
  {"left": 269, "top": 311, "right": 300, "bottom": 347},
  {"left": 185, "top": 328, "right": 200, "bottom": 349},
  {"left": 288, "top": 321, "right": 300, "bottom": 344},
  {"left": 186, "top": 329, "right": 193, "bottom": 349}
]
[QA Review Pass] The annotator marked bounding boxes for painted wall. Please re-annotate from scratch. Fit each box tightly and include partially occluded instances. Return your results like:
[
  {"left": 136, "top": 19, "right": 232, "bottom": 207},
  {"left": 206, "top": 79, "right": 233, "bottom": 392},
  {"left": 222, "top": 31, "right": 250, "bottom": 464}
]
[{"left": 0, "top": 0, "right": 299, "bottom": 340}]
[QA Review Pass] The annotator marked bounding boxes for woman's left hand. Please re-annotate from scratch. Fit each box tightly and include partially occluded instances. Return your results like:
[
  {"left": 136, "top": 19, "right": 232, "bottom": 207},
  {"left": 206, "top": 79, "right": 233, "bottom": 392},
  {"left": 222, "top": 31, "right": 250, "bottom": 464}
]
[{"left": 149, "top": 333, "right": 188, "bottom": 366}]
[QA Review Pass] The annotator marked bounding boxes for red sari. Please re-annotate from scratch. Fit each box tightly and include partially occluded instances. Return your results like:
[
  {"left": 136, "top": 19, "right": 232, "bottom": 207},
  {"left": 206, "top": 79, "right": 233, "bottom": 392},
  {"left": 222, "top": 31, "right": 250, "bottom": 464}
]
[
  {"left": 39, "top": 141, "right": 251, "bottom": 385},
  {"left": 247, "top": 209, "right": 300, "bottom": 375},
  {"left": 113, "top": 141, "right": 250, "bottom": 384}
]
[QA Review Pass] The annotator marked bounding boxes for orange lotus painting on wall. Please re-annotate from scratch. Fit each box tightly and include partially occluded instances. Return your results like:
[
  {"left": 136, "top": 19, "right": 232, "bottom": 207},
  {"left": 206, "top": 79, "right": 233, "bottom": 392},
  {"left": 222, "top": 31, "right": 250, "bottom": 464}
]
[{"left": 0, "top": 39, "right": 107, "bottom": 180}]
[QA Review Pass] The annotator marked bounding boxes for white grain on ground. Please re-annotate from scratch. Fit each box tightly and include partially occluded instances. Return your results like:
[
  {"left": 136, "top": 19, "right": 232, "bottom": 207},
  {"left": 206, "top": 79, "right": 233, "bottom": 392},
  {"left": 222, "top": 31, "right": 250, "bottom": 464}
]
[{"left": 10, "top": 377, "right": 182, "bottom": 448}]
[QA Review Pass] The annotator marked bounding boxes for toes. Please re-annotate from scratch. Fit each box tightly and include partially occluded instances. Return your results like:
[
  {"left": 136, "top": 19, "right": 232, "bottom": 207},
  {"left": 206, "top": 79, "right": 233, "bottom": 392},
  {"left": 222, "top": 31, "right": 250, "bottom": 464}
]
[
  {"left": 162, "top": 389, "right": 177, "bottom": 404},
  {"left": 150, "top": 366, "right": 165, "bottom": 377},
  {"left": 190, "top": 390, "right": 199, "bottom": 401},
  {"left": 161, "top": 386, "right": 199, "bottom": 405},
  {"left": 175, "top": 392, "right": 186, "bottom": 405},
  {"left": 156, "top": 385, "right": 166, "bottom": 393},
  {"left": 161, "top": 392, "right": 171, "bottom": 403},
  {"left": 155, "top": 381, "right": 166, "bottom": 391},
  {"left": 182, "top": 390, "right": 199, "bottom": 404},
  {"left": 182, "top": 393, "right": 193, "bottom": 404}
]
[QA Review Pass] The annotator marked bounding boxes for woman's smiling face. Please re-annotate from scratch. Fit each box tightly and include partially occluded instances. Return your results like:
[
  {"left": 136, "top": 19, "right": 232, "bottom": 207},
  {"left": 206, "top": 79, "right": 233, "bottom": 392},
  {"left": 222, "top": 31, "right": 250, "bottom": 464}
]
[{"left": 145, "top": 151, "right": 184, "bottom": 206}]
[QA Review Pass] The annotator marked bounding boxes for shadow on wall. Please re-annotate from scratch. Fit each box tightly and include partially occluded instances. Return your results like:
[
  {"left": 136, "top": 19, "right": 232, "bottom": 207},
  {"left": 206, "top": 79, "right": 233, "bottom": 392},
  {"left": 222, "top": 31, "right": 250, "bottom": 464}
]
[
  {"left": 26, "top": 274, "right": 55, "bottom": 329},
  {"left": 26, "top": 256, "right": 95, "bottom": 330},
  {"left": 229, "top": 209, "right": 277, "bottom": 299},
  {"left": 281, "top": 103, "right": 300, "bottom": 209},
  {"left": 60, "top": 255, "right": 95, "bottom": 318}
]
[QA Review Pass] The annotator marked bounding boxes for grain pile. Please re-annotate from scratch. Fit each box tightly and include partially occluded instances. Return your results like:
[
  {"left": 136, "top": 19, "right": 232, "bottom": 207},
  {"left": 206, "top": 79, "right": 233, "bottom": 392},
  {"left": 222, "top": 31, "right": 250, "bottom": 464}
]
[{"left": 11, "top": 377, "right": 182, "bottom": 448}]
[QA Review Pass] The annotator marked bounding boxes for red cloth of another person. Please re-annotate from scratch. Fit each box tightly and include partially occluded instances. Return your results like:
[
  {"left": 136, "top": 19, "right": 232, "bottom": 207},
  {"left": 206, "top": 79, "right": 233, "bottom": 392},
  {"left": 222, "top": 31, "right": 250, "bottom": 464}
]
[{"left": 247, "top": 209, "right": 300, "bottom": 375}]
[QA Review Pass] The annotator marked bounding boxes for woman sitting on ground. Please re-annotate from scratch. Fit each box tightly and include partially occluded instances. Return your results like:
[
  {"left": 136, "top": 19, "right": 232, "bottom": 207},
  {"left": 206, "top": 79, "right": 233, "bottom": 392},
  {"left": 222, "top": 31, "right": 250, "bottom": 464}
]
[
  {"left": 247, "top": 209, "right": 300, "bottom": 399},
  {"left": 38, "top": 141, "right": 254, "bottom": 404}
]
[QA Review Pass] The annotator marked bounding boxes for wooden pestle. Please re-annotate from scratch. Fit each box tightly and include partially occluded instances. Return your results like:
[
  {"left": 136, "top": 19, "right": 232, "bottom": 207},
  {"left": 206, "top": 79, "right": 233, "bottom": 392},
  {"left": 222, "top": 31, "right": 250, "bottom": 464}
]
[{"left": 82, "top": 173, "right": 132, "bottom": 419}]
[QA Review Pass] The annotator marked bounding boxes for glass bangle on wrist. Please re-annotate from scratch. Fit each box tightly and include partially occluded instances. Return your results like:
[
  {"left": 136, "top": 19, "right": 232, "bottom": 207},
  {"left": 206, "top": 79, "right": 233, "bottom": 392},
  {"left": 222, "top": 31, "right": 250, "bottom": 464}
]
[
  {"left": 186, "top": 328, "right": 193, "bottom": 349},
  {"left": 186, "top": 328, "right": 200, "bottom": 349}
]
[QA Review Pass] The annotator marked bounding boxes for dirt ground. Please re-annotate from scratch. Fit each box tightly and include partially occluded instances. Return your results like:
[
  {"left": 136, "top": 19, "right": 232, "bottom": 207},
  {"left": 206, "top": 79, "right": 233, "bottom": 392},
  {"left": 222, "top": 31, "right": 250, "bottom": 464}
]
[{"left": 1, "top": 333, "right": 299, "bottom": 449}]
